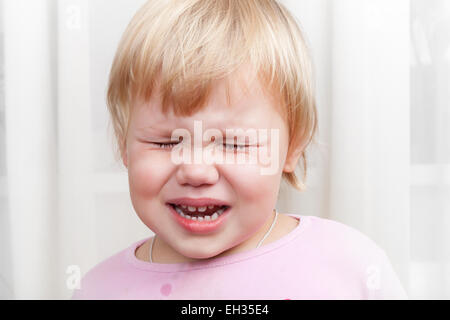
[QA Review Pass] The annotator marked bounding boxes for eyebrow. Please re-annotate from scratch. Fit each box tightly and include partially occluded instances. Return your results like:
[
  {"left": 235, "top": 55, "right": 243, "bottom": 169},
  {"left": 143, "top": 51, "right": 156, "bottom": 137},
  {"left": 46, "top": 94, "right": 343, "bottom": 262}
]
[
  {"left": 136, "top": 126, "right": 174, "bottom": 135},
  {"left": 136, "top": 124, "right": 265, "bottom": 139}
]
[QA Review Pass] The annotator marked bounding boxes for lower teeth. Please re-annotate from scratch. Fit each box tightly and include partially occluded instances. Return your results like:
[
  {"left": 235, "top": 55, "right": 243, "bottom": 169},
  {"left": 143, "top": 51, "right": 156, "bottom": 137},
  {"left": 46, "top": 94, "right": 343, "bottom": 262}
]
[{"left": 173, "top": 206, "right": 225, "bottom": 221}]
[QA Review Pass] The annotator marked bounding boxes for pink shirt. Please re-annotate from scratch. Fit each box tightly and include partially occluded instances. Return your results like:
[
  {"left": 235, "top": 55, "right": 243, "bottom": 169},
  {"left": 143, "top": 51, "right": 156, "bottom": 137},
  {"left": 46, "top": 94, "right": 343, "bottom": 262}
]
[{"left": 72, "top": 214, "right": 408, "bottom": 299}]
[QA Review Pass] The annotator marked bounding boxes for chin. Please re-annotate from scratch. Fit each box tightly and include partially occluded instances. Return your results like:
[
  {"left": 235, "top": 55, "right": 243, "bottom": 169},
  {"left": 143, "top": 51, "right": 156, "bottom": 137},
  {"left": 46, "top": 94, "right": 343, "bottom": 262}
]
[{"left": 179, "top": 244, "right": 227, "bottom": 260}]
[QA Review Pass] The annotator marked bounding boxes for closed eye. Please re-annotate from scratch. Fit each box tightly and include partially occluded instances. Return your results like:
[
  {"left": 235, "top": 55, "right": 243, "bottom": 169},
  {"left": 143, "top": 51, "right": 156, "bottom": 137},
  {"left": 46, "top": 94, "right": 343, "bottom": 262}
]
[
  {"left": 149, "top": 142, "right": 181, "bottom": 149},
  {"left": 223, "top": 144, "right": 249, "bottom": 151},
  {"left": 148, "top": 141, "right": 253, "bottom": 151}
]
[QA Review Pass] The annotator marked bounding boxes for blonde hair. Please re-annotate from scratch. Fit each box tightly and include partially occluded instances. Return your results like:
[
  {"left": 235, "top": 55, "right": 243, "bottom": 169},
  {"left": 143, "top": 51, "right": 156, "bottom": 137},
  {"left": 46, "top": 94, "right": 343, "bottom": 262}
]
[{"left": 106, "top": 0, "right": 318, "bottom": 192}]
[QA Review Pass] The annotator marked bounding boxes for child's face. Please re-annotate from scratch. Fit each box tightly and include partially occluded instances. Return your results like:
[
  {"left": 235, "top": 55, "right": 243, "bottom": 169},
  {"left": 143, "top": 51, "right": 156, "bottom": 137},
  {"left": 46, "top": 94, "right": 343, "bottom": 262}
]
[{"left": 123, "top": 71, "right": 299, "bottom": 260}]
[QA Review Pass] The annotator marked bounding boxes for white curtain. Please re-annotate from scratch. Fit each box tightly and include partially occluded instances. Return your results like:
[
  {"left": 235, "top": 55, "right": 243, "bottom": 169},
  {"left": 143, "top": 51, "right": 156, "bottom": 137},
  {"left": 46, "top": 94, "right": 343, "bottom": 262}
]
[
  {"left": 409, "top": 0, "right": 450, "bottom": 299},
  {"left": 280, "top": 0, "right": 411, "bottom": 294},
  {"left": 0, "top": 0, "right": 449, "bottom": 299}
]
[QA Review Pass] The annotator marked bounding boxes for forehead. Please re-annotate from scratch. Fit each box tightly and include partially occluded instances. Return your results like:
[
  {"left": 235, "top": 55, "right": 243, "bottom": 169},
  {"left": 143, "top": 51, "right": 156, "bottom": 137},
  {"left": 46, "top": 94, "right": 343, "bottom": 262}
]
[{"left": 131, "top": 72, "right": 284, "bottom": 131}]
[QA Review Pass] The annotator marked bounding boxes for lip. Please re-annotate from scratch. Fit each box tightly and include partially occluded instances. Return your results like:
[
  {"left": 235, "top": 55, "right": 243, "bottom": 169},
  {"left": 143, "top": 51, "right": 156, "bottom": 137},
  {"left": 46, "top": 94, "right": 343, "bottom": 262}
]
[
  {"left": 167, "top": 203, "right": 231, "bottom": 234},
  {"left": 166, "top": 197, "right": 230, "bottom": 207}
]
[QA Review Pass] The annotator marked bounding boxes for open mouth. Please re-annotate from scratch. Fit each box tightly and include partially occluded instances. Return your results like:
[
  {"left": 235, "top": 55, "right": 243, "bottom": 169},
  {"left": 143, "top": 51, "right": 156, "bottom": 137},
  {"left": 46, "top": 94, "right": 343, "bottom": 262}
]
[{"left": 168, "top": 203, "right": 230, "bottom": 221}]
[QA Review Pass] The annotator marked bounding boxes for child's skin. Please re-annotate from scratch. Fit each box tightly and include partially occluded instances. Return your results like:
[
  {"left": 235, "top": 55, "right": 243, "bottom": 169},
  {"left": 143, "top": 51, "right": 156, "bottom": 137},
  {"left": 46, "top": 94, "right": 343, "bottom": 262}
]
[{"left": 123, "top": 68, "right": 303, "bottom": 263}]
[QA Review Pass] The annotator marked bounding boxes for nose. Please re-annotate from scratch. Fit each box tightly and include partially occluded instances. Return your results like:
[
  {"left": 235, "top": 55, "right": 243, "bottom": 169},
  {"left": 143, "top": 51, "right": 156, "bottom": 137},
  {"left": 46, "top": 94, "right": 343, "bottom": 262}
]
[{"left": 176, "top": 162, "right": 219, "bottom": 187}]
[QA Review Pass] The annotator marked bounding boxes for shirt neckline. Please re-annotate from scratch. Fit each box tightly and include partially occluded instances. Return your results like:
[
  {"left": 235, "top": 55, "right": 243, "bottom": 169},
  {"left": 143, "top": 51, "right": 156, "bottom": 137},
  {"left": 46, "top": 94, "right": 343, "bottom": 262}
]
[{"left": 125, "top": 213, "right": 311, "bottom": 273}]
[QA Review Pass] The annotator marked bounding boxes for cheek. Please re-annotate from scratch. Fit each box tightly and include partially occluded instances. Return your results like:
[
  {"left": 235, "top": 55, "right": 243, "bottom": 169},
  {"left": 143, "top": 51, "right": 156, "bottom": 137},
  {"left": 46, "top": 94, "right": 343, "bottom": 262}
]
[
  {"left": 128, "top": 151, "right": 172, "bottom": 198},
  {"left": 221, "top": 164, "right": 280, "bottom": 236},
  {"left": 221, "top": 162, "right": 281, "bottom": 202}
]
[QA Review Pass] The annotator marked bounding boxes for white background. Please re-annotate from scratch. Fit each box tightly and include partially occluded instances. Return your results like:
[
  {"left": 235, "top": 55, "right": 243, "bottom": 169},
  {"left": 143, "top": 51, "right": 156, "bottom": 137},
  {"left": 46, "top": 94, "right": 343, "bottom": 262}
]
[{"left": 0, "top": 0, "right": 449, "bottom": 299}]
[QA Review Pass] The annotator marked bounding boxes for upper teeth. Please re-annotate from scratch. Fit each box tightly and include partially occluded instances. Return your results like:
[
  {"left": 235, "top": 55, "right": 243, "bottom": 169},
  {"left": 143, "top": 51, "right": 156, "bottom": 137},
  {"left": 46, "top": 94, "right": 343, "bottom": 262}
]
[
  {"left": 185, "top": 205, "right": 222, "bottom": 213},
  {"left": 173, "top": 205, "right": 226, "bottom": 221}
]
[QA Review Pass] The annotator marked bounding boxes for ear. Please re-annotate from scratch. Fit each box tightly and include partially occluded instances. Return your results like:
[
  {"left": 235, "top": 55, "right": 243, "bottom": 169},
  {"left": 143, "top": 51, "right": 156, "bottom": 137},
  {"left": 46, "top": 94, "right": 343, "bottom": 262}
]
[{"left": 283, "top": 144, "right": 304, "bottom": 173}]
